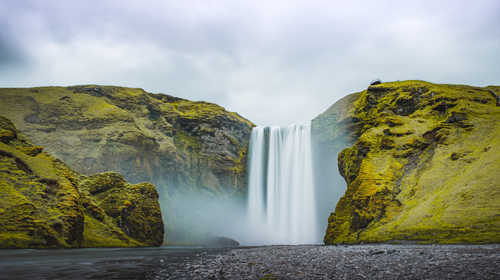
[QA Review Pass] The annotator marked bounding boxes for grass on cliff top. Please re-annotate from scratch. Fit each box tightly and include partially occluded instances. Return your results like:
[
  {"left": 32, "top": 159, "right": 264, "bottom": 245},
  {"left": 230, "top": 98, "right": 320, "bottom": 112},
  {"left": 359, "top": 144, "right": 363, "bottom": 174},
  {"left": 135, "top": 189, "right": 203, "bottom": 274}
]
[
  {"left": 352, "top": 80, "right": 498, "bottom": 129},
  {"left": 0, "top": 86, "right": 254, "bottom": 127},
  {"left": 0, "top": 86, "right": 132, "bottom": 122},
  {"left": 163, "top": 98, "right": 253, "bottom": 126}
]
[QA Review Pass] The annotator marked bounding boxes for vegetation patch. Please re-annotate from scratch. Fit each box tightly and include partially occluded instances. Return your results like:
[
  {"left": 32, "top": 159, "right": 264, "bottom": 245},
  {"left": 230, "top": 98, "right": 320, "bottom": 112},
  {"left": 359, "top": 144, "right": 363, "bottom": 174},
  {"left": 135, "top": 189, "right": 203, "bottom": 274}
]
[{"left": 0, "top": 115, "right": 164, "bottom": 248}]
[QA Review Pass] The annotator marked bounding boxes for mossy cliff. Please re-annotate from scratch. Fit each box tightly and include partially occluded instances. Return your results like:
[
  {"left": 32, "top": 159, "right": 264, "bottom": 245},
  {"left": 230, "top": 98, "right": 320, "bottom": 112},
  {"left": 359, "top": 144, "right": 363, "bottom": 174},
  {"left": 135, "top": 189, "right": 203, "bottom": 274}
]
[
  {"left": 0, "top": 85, "right": 253, "bottom": 243},
  {"left": 323, "top": 81, "right": 500, "bottom": 244},
  {"left": 0, "top": 115, "right": 163, "bottom": 248},
  {"left": 0, "top": 86, "right": 252, "bottom": 196}
]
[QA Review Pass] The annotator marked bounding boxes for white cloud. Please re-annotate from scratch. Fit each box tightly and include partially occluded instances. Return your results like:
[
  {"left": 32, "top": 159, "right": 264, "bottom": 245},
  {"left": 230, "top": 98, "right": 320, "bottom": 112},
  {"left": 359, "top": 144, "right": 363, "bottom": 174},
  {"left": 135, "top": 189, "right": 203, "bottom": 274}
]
[{"left": 1, "top": 0, "right": 499, "bottom": 125}]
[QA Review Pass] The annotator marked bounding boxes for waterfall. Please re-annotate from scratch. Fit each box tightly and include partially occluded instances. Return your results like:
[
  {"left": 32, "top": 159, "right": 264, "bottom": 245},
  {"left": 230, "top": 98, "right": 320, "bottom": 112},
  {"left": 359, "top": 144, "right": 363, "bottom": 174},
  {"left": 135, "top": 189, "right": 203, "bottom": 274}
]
[{"left": 247, "top": 123, "right": 318, "bottom": 245}]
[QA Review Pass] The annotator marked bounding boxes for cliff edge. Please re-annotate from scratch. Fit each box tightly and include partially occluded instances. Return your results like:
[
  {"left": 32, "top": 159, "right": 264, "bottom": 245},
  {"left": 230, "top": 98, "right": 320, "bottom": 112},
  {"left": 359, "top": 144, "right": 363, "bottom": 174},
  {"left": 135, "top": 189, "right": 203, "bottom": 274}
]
[{"left": 324, "top": 81, "right": 500, "bottom": 244}]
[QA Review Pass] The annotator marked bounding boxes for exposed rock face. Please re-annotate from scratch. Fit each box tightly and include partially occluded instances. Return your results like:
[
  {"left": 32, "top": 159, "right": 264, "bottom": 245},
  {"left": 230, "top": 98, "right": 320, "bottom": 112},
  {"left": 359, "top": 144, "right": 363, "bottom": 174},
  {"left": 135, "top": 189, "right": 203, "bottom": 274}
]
[
  {"left": 0, "top": 86, "right": 252, "bottom": 195},
  {"left": 311, "top": 92, "right": 361, "bottom": 236},
  {"left": 323, "top": 81, "right": 500, "bottom": 244},
  {"left": 0, "top": 86, "right": 253, "bottom": 242},
  {"left": 0, "top": 115, "right": 163, "bottom": 248}
]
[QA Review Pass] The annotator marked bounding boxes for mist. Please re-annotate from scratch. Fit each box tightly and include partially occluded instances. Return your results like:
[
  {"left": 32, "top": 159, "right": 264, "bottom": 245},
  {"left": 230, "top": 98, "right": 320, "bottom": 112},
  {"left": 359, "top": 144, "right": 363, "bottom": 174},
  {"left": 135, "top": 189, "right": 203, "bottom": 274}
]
[
  {"left": 158, "top": 188, "right": 254, "bottom": 246},
  {"left": 156, "top": 114, "right": 351, "bottom": 246},
  {"left": 312, "top": 142, "right": 349, "bottom": 241}
]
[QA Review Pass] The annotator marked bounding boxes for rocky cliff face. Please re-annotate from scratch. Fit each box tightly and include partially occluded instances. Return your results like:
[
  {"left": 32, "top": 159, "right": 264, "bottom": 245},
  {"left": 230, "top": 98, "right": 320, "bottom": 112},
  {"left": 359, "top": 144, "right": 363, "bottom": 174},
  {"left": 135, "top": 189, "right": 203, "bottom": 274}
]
[
  {"left": 323, "top": 81, "right": 500, "bottom": 244},
  {"left": 0, "top": 116, "right": 163, "bottom": 248},
  {"left": 0, "top": 86, "right": 252, "bottom": 195},
  {"left": 0, "top": 85, "right": 253, "bottom": 243}
]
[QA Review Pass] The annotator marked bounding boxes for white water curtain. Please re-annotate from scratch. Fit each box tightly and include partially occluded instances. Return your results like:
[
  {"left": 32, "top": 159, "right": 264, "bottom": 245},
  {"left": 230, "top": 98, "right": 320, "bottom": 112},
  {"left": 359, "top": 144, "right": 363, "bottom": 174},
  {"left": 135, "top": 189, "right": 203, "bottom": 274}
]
[{"left": 247, "top": 123, "right": 318, "bottom": 245}]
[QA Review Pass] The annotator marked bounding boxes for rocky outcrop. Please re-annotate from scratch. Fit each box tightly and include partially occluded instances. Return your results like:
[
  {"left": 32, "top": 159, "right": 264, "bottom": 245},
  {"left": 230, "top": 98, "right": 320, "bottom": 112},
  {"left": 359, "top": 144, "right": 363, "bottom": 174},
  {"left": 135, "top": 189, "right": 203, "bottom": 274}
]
[
  {"left": 79, "top": 172, "right": 164, "bottom": 247},
  {"left": 0, "top": 86, "right": 253, "bottom": 242},
  {"left": 0, "top": 115, "right": 163, "bottom": 248},
  {"left": 323, "top": 81, "right": 500, "bottom": 244}
]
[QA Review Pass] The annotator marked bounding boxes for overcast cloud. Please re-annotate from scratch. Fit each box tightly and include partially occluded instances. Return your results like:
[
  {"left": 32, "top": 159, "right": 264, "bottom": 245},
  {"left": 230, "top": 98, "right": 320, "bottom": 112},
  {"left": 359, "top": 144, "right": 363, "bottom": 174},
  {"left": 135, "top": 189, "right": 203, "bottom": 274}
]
[{"left": 1, "top": 0, "right": 499, "bottom": 125}]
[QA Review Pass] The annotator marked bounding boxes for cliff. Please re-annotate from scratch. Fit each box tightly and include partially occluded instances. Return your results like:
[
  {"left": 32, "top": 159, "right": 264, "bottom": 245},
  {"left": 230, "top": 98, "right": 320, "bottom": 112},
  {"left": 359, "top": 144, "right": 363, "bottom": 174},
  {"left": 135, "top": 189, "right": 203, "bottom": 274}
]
[
  {"left": 0, "top": 86, "right": 252, "bottom": 195},
  {"left": 0, "top": 116, "right": 163, "bottom": 248},
  {"left": 0, "top": 85, "right": 253, "bottom": 243},
  {"left": 323, "top": 80, "right": 500, "bottom": 244}
]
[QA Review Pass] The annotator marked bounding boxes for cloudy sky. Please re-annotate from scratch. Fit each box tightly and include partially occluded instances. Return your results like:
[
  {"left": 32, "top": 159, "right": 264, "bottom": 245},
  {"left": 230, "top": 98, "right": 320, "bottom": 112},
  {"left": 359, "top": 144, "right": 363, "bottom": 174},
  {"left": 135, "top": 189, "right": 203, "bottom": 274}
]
[{"left": 1, "top": 0, "right": 499, "bottom": 125}]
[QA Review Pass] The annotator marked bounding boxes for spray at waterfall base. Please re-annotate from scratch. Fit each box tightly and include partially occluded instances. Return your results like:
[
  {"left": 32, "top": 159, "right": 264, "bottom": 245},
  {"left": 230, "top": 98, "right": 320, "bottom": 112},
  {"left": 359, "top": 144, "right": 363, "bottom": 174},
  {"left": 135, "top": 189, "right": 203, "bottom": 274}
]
[{"left": 164, "top": 122, "right": 346, "bottom": 246}]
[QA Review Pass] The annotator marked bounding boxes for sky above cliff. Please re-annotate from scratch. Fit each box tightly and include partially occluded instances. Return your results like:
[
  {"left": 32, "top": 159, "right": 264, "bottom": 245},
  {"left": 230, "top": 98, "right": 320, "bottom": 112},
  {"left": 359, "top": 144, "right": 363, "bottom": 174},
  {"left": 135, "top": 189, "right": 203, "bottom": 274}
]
[{"left": 1, "top": 0, "right": 499, "bottom": 126}]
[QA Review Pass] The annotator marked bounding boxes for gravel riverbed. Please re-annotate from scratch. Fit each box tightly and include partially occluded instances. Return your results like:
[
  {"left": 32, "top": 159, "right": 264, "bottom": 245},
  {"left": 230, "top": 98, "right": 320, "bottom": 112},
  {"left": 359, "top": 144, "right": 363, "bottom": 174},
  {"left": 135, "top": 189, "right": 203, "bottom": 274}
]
[{"left": 0, "top": 244, "right": 498, "bottom": 279}]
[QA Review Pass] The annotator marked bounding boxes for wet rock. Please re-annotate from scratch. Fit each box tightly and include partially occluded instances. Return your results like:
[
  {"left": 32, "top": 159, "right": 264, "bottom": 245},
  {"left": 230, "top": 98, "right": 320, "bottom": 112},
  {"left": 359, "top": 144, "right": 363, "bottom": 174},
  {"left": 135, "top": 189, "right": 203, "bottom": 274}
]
[
  {"left": 370, "top": 249, "right": 386, "bottom": 255},
  {"left": 202, "top": 236, "right": 240, "bottom": 247},
  {"left": 393, "top": 96, "right": 418, "bottom": 116}
]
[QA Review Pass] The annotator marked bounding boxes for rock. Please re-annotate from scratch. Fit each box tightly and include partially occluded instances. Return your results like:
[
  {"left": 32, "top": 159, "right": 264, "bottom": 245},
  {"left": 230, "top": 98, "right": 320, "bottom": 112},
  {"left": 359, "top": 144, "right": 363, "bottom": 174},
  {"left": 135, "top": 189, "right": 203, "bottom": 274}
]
[
  {"left": 487, "top": 88, "right": 500, "bottom": 106},
  {"left": 0, "top": 115, "right": 164, "bottom": 248},
  {"left": 322, "top": 80, "right": 500, "bottom": 244},
  {"left": 202, "top": 236, "right": 240, "bottom": 247},
  {"left": 79, "top": 172, "right": 164, "bottom": 247},
  {"left": 0, "top": 116, "right": 84, "bottom": 248},
  {"left": 393, "top": 96, "right": 418, "bottom": 116},
  {"left": 369, "top": 250, "right": 385, "bottom": 255},
  {"left": 0, "top": 85, "right": 254, "bottom": 243}
]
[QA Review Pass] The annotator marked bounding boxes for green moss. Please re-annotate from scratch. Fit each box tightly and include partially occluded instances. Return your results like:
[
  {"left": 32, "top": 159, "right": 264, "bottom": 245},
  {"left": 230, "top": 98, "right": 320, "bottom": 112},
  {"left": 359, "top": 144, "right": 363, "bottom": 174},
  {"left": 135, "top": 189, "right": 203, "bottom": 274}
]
[
  {"left": 167, "top": 99, "right": 253, "bottom": 126},
  {"left": 231, "top": 146, "right": 248, "bottom": 174},
  {"left": 0, "top": 115, "right": 164, "bottom": 248},
  {"left": 325, "top": 80, "right": 500, "bottom": 244},
  {"left": 0, "top": 135, "right": 81, "bottom": 248},
  {"left": 79, "top": 172, "right": 164, "bottom": 246},
  {"left": 81, "top": 214, "right": 142, "bottom": 248},
  {"left": 0, "top": 232, "right": 33, "bottom": 248},
  {"left": 173, "top": 129, "right": 201, "bottom": 153},
  {"left": 0, "top": 84, "right": 254, "bottom": 246}
]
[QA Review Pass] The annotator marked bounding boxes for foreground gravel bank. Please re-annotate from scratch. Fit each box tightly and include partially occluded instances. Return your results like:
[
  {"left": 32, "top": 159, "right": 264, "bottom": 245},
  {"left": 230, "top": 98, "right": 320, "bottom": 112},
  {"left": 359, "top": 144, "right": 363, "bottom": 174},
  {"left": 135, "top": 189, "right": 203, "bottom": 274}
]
[
  {"left": 158, "top": 244, "right": 500, "bottom": 280},
  {"left": 0, "top": 244, "right": 498, "bottom": 279}
]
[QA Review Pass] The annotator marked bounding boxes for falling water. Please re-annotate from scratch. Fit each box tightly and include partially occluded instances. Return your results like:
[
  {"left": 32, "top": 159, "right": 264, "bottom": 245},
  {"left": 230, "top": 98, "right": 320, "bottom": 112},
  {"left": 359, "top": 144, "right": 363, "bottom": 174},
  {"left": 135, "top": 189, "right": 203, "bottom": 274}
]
[{"left": 247, "top": 123, "right": 318, "bottom": 245}]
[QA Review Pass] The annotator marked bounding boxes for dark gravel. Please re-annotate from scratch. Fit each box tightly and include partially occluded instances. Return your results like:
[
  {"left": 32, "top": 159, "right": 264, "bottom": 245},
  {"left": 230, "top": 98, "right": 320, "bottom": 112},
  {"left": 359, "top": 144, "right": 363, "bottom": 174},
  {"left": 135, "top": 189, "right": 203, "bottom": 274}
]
[{"left": 0, "top": 244, "right": 498, "bottom": 279}]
